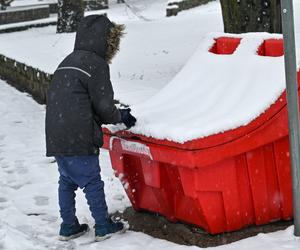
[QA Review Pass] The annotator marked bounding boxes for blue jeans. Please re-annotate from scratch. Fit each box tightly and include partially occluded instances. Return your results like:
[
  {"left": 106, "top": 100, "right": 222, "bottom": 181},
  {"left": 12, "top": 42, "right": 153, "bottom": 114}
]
[{"left": 55, "top": 155, "right": 108, "bottom": 225}]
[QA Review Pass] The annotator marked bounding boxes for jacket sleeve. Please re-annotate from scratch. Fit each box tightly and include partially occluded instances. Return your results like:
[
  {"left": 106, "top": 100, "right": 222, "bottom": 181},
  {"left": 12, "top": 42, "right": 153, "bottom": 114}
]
[{"left": 88, "top": 63, "right": 121, "bottom": 125}]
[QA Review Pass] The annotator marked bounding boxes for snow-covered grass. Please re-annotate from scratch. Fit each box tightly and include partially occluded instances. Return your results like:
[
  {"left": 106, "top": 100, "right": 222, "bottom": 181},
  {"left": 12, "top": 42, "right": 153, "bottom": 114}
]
[
  {"left": 0, "top": 0, "right": 223, "bottom": 105},
  {"left": 0, "top": 78, "right": 299, "bottom": 250}
]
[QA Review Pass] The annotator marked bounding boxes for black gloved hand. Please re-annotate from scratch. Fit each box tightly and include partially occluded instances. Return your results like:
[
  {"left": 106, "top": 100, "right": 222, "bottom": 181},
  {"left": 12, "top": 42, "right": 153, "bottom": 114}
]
[{"left": 119, "top": 108, "right": 137, "bottom": 129}]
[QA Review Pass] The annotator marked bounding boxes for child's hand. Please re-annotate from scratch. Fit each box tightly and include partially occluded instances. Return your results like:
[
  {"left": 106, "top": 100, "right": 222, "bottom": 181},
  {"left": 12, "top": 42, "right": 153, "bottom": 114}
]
[{"left": 119, "top": 108, "right": 137, "bottom": 129}]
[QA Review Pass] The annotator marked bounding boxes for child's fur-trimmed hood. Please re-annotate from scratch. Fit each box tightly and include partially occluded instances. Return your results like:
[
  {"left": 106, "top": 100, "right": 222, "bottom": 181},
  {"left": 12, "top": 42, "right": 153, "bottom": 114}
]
[{"left": 74, "top": 15, "right": 125, "bottom": 63}]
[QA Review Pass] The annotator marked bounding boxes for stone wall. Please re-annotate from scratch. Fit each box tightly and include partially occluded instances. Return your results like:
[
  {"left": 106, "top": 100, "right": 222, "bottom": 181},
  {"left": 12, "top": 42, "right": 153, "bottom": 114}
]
[
  {"left": 167, "top": 0, "right": 214, "bottom": 16},
  {"left": 0, "top": 5, "right": 50, "bottom": 25},
  {"left": 49, "top": 3, "right": 58, "bottom": 14},
  {"left": 85, "top": 0, "right": 108, "bottom": 10},
  {"left": 0, "top": 54, "right": 52, "bottom": 104}
]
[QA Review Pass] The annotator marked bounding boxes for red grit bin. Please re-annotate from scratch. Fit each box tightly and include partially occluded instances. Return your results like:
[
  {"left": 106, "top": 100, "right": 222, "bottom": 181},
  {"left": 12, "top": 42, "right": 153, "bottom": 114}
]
[{"left": 103, "top": 37, "right": 299, "bottom": 234}]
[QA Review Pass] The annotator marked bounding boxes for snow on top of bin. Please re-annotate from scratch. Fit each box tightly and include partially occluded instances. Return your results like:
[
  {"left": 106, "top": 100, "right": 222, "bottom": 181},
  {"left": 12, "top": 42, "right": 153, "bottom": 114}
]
[{"left": 126, "top": 33, "right": 286, "bottom": 143}]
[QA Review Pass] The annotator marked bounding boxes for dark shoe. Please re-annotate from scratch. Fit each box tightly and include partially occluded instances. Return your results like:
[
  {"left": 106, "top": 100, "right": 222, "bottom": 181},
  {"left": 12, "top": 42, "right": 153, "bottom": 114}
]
[
  {"left": 59, "top": 218, "right": 89, "bottom": 241},
  {"left": 95, "top": 218, "right": 126, "bottom": 241}
]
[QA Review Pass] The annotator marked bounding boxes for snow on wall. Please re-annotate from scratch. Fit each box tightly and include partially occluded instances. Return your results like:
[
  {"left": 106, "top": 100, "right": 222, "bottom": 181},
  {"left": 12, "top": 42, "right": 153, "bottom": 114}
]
[
  {"left": 128, "top": 33, "right": 286, "bottom": 143},
  {"left": 11, "top": 0, "right": 57, "bottom": 7}
]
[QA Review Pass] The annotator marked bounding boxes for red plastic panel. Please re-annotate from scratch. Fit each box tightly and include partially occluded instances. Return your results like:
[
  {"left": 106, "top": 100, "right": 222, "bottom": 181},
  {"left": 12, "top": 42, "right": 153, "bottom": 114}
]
[
  {"left": 193, "top": 158, "right": 244, "bottom": 233},
  {"left": 257, "top": 39, "right": 284, "bottom": 57},
  {"left": 109, "top": 137, "right": 293, "bottom": 234},
  {"left": 140, "top": 158, "right": 161, "bottom": 188},
  {"left": 235, "top": 155, "right": 255, "bottom": 226},
  {"left": 209, "top": 37, "right": 241, "bottom": 55},
  {"left": 246, "top": 145, "right": 280, "bottom": 224},
  {"left": 273, "top": 137, "right": 293, "bottom": 219}
]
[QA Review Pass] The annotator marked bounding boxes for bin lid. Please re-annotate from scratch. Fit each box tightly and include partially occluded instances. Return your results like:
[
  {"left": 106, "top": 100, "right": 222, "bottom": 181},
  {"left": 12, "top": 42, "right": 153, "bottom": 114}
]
[{"left": 106, "top": 33, "right": 290, "bottom": 150}]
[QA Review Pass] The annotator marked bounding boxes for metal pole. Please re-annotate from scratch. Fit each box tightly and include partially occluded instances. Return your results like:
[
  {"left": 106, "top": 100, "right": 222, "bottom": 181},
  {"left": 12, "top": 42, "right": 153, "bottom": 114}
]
[{"left": 281, "top": 0, "right": 300, "bottom": 236}]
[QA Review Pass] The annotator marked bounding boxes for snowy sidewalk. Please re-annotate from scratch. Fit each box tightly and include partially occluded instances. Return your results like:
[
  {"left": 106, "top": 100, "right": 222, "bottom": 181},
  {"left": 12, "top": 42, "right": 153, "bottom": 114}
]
[{"left": 0, "top": 80, "right": 299, "bottom": 250}]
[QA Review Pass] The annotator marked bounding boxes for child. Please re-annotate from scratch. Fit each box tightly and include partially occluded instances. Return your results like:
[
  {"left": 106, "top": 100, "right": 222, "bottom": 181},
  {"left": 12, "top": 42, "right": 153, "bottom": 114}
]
[{"left": 45, "top": 15, "right": 136, "bottom": 241}]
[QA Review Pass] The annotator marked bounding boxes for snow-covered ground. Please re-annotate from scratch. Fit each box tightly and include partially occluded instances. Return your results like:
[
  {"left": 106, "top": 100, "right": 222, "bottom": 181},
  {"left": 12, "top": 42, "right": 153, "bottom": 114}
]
[
  {"left": 0, "top": 80, "right": 131, "bottom": 249},
  {"left": 0, "top": 78, "right": 300, "bottom": 249},
  {"left": 1, "top": 0, "right": 300, "bottom": 249}
]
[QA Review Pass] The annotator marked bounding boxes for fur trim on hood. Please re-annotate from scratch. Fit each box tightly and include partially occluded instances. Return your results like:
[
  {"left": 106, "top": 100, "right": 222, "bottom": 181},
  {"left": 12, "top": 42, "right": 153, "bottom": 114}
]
[
  {"left": 74, "top": 15, "right": 125, "bottom": 63},
  {"left": 106, "top": 22, "right": 125, "bottom": 63}
]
